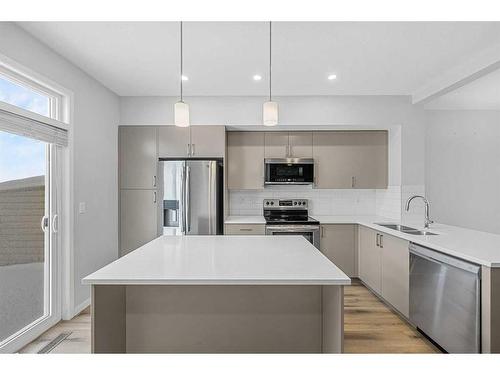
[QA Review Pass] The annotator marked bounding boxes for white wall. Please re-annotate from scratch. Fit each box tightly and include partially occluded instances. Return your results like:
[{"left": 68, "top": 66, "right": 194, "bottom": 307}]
[
  {"left": 0, "top": 22, "right": 120, "bottom": 316},
  {"left": 426, "top": 110, "right": 500, "bottom": 234},
  {"left": 120, "top": 95, "right": 426, "bottom": 187}
]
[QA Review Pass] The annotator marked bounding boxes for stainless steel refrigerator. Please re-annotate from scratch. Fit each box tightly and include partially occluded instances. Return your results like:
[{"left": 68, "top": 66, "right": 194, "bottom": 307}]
[{"left": 159, "top": 159, "right": 223, "bottom": 236}]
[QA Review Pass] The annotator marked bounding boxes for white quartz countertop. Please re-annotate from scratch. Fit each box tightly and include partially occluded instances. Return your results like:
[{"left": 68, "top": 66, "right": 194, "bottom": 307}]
[
  {"left": 358, "top": 221, "right": 500, "bottom": 268},
  {"left": 83, "top": 235, "right": 351, "bottom": 286},
  {"left": 225, "top": 215, "right": 500, "bottom": 267}
]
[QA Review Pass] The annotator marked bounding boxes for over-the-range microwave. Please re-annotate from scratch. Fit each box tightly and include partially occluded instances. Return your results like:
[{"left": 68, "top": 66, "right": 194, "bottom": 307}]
[{"left": 264, "top": 158, "right": 314, "bottom": 185}]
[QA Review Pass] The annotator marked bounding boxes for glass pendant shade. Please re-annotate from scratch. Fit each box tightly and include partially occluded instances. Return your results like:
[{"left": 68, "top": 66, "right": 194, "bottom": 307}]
[
  {"left": 174, "top": 101, "right": 190, "bottom": 127},
  {"left": 263, "top": 101, "right": 278, "bottom": 126}
]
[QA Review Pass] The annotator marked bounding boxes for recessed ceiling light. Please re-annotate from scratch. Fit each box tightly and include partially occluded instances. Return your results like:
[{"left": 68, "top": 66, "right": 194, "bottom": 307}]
[
  {"left": 181, "top": 75, "right": 189, "bottom": 81},
  {"left": 328, "top": 74, "right": 337, "bottom": 80},
  {"left": 253, "top": 74, "right": 262, "bottom": 81}
]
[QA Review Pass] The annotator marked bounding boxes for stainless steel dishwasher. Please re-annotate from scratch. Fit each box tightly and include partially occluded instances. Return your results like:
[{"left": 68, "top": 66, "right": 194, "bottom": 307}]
[{"left": 409, "top": 243, "right": 481, "bottom": 353}]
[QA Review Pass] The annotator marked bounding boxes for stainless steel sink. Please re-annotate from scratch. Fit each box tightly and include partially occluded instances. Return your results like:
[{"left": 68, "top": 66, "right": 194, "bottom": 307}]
[
  {"left": 375, "top": 223, "right": 417, "bottom": 231},
  {"left": 375, "top": 223, "right": 438, "bottom": 236},
  {"left": 401, "top": 230, "right": 438, "bottom": 236}
]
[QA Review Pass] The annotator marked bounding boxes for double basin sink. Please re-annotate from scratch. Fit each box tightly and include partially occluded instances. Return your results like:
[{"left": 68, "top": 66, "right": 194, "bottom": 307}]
[{"left": 375, "top": 223, "right": 438, "bottom": 236}]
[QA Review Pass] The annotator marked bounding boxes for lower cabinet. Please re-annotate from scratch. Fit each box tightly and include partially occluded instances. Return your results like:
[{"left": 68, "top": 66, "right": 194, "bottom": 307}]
[
  {"left": 380, "top": 233, "right": 409, "bottom": 317},
  {"left": 358, "top": 225, "right": 382, "bottom": 294},
  {"left": 224, "top": 224, "right": 265, "bottom": 235},
  {"left": 320, "top": 224, "right": 356, "bottom": 277},
  {"left": 120, "top": 189, "right": 158, "bottom": 257},
  {"left": 358, "top": 225, "right": 409, "bottom": 317}
]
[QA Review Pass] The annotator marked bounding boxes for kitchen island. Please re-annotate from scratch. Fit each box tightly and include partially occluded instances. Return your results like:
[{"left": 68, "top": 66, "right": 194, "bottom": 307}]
[{"left": 83, "top": 235, "right": 350, "bottom": 353}]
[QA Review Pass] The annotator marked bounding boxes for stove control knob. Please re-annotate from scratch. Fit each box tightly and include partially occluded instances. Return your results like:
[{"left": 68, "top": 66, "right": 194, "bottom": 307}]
[
  {"left": 265, "top": 202, "right": 269, "bottom": 205},
  {"left": 270, "top": 201, "right": 274, "bottom": 205},
  {"left": 293, "top": 202, "right": 297, "bottom": 205}
]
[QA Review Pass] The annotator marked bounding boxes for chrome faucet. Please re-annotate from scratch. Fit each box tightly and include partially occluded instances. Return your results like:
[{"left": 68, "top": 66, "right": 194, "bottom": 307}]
[{"left": 405, "top": 195, "right": 434, "bottom": 229}]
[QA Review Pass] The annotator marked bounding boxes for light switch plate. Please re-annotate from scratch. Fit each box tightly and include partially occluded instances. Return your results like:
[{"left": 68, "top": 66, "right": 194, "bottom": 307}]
[{"left": 79, "top": 202, "right": 86, "bottom": 214}]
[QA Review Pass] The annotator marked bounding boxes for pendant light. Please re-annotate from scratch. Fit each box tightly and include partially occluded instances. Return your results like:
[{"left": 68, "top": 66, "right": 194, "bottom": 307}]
[
  {"left": 263, "top": 21, "right": 278, "bottom": 126},
  {"left": 175, "top": 21, "right": 189, "bottom": 127}
]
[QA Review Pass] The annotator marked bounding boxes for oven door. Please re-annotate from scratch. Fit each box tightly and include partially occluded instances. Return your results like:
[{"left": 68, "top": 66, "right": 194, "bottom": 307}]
[
  {"left": 265, "top": 225, "right": 320, "bottom": 249},
  {"left": 264, "top": 158, "right": 314, "bottom": 185}
]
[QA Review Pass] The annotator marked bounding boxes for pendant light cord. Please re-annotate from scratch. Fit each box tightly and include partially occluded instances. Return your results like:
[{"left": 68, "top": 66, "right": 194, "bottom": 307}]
[
  {"left": 180, "top": 21, "right": 183, "bottom": 102},
  {"left": 269, "top": 21, "right": 272, "bottom": 102}
]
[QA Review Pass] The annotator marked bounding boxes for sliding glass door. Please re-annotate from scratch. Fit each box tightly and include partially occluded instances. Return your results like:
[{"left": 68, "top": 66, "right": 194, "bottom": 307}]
[{"left": 0, "top": 130, "right": 60, "bottom": 352}]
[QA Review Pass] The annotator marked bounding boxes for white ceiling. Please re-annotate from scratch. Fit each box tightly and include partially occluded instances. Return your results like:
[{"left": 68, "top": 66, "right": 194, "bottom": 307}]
[
  {"left": 17, "top": 21, "right": 500, "bottom": 97},
  {"left": 425, "top": 67, "right": 500, "bottom": 110}
]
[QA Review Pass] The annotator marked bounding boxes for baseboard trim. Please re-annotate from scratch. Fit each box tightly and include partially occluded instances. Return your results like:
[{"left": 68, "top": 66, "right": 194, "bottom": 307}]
[{"left": 68, "top": 298, "right": 90, "bottom": 320}]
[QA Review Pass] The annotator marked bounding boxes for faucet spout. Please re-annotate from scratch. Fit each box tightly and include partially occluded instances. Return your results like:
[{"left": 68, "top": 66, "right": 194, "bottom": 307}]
[{"left": 405, "top": 195, "right": 434, "bottom": 229}]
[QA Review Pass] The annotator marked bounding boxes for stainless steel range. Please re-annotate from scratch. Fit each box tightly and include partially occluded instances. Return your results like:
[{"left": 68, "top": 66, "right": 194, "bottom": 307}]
[{"left": 264, "top": 199, "right": 320, "bottom": 249}]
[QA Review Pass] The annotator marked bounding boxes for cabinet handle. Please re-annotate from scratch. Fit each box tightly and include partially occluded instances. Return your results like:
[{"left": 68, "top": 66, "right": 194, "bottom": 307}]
[
  {"left": 153, "top": 191, "right": 157, "bottom": 204},
  {"left": 191, "top": 143, "right": 195, "bottom": 156},
  {"left": 153, "top": 175, "right": 157, "bottom": 187},
  {"left": 351, "top": 176, "right": 355, "bottom": 188},
  {"left": 239, "top": 228, "right": 253, "bottom": 232},
  {"left": 380, "top": 234, "right": 383, "bottom": 248},
  {"left": 187, "top": 143, "right": 191, "bottom": 156},
  {"left": 321, "top": 226, "right": 324, "bottom": 238},
  {"left": 376, "top": 233, "right": 380, "bottom": 247}
]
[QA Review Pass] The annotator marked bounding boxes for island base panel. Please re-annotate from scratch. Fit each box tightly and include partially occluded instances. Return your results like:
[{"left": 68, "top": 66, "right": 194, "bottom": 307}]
[
  {"left": 91, "top": 284, "right": 343, "bottom": 353},
  {"left": 91, "top": 285, "right": 126, "bottom": 353}
]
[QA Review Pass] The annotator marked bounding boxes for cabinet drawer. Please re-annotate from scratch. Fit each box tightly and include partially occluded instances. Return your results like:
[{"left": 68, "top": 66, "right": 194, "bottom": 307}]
[{"left": 224, "top": 224, "right": 265, "bottom": 235}]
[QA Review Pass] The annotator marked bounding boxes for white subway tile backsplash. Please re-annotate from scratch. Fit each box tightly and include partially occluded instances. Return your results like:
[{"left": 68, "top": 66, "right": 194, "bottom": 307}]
[{"left": 229, "top": 185, "right": 408, "bottom": 220}]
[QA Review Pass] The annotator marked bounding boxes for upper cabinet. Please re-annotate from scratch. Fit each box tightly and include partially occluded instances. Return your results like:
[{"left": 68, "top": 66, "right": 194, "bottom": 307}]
[
  {"left": 190, "top": 125, "right": 225, "bottom": 157},
  {"left": 313, "top": 131, "right": 388, "bottom": 189},
  {"left": 119, "top": 126, "right": 158, "bottom": 189},
  {"left": 227, "top": 132, "right": 265, "bottom": 190},
  {"left": 289, "top": 132, "right": 313, "bottom": 158},
  {"left": 158, "top": 126, "right": 190, "bottom": 157},
  {"left": 264, "top": 132, "right": 288, "bottom": 158},
  {"left": 159, "top": 125, "right": 225, "bottom": 158},
  {"left": 264, "top": 132, "right": 313, "bottom": 159}
]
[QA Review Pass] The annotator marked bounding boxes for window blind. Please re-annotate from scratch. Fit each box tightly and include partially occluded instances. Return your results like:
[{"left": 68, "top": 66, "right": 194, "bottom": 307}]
[{"left": 0, "top": 103, "right": 68, "bottom": 146}]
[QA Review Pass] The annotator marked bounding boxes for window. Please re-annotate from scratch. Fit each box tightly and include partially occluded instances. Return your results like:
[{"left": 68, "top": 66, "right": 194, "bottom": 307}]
[
  {"left": 0, "top": 75, "right": 50, "bottom": 117},
  {"left": 0, "top": 65, "right": 64, "bottom": 121}
]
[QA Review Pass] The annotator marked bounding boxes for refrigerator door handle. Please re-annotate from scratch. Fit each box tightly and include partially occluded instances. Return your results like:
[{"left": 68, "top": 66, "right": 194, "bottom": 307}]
[
  {"left": 181, "top": 166, "right": 186, "bottom": 234},
  {"left": 186, "top": 165, "right": 191, "bottom": 232}
]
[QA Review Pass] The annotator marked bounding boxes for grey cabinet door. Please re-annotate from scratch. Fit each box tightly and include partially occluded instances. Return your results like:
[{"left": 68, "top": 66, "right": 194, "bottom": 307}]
[
  {"left": 289, "top": 132, "right": 313, "bottom": 158},
  {"left": 264, "top": 132, "right": 289, "bottom": 158},
  {"left": 227, "top": 132, "right": 265, "bottom": 190},
  {"left": 158, "top": 126, "right": 190, "bottom": 157},
  {"left": 312, "top": 132, "right": 354, "bottom": 188},
  {"left": 312, "top": 131, "right": 388, "bottom": 189},
  {"left": 351, "top": 131, "right": 388, "bottom": 189},
  {"left": 381, "top": 234, "right": 409, "bottom": 317},
  {"left": 224, "top": 224, "right": 266, "bottom": 235},
  {"left": 320, "top": 224, "right": 356, "bottom": 277},
  {"left": 190, "top": 126, "right": 225, "bottom": 157},
  {"left": 119, "top": 126, "right": 158, "bottom": 189},
  {"left": 120, "top": 189, "right": 158, "bottom": 256},
  {"left": 358, "top": 225, "right": 382, "bottom": 294}
]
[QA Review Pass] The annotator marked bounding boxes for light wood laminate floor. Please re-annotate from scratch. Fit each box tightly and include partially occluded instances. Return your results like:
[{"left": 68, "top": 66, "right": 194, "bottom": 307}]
[{"left": 19, "top": 282, "right": 440, "bottom": 354}]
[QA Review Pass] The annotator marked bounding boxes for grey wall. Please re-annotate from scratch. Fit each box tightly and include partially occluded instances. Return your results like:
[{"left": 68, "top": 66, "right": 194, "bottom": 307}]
[
  {"left": 120, "top": 95, "right": 426, "bottom": 186},
  {"left": 426, "top": 110, "right": 500, "bottom": 234},
  {"left": 0, "top": 22, "right": 120, "bottom": 315}
]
